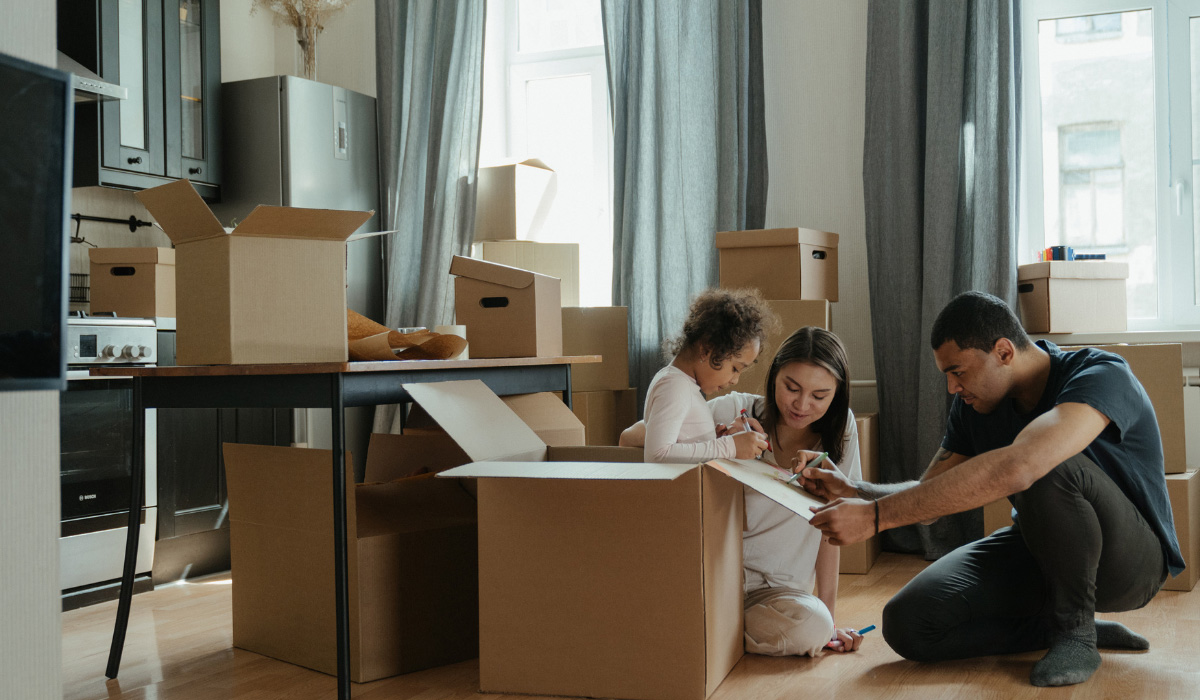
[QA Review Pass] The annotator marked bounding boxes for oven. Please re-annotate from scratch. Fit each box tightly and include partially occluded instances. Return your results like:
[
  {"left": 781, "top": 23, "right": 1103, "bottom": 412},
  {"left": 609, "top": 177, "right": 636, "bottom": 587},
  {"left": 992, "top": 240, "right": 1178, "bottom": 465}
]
[{"left": 60, "top": 314, "right": 157, "bottom": 609}]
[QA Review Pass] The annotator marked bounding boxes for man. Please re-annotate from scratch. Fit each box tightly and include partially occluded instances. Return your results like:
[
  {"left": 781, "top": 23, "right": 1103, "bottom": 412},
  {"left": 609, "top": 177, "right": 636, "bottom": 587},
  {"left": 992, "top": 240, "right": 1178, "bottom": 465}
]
[{"left": 799, "top": 291, "right": 1182, "bottom": 687}]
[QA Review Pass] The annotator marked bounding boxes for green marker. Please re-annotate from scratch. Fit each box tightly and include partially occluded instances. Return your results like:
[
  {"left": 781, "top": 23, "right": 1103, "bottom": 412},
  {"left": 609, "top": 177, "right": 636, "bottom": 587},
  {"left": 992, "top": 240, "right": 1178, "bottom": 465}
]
[{"left": 786, "top": 451, "right": 827, "bottom": 485}]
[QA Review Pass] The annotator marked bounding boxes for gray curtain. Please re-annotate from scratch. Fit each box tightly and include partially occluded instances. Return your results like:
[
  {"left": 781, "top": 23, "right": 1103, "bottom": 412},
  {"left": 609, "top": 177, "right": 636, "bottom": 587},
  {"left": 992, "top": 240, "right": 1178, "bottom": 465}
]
[
  {"left": 863, "top": 0, "right": 1020, "bottom": 558},
  {"left": 373, "top": 0, "right": 486, "bottom": 433},
  {"left": 602, "top": 0, "right": 767, "bottom": 412}
]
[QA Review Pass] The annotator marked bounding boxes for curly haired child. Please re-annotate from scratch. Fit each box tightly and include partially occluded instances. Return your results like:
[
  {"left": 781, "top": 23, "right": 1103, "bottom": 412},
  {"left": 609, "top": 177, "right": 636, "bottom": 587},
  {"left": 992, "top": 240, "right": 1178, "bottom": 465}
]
[{"left": 643, "top": 288, "right": 775, "bottom": 463}]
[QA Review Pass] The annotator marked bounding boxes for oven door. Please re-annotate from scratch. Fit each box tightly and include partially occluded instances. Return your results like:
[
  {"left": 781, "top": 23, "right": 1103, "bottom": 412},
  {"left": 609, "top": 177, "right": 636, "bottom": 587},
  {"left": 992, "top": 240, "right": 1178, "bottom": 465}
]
[{"left": 60, "top": 372, "right": 157, "bottom": 522}]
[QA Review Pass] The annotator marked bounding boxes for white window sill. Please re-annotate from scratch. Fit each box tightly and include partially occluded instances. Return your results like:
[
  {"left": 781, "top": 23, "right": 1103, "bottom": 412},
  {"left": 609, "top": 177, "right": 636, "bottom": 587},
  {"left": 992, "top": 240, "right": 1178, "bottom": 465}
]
[{"left": 1031, "top": 330, "right": 1200, "bottom": 346}]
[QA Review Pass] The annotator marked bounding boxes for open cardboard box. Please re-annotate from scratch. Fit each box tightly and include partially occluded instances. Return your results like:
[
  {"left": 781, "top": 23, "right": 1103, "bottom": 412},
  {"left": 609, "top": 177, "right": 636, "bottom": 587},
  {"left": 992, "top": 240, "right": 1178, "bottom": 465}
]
[{"left": 418, "top": 380, "right": 826, "bottom": 700}]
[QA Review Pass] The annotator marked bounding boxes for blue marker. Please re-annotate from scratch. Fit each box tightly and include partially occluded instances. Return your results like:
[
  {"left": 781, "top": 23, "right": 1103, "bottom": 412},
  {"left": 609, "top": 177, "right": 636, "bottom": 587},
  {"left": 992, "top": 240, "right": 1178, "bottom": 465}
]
[
  {"left": 826, "top": 624, "right": 876, "bottom": 649},
  {"left": 785, "top": 451, "right": 827, "bottom": 485}
]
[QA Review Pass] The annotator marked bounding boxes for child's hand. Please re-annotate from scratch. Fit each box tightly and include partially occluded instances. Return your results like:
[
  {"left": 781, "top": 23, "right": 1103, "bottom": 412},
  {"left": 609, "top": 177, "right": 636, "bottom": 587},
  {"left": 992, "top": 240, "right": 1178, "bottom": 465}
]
[
  {"left": 733, "top": 414, "right": 765, "bottom": 435},
  {"left": 732, "top": 430, "right": 768, "bottom": 459}
]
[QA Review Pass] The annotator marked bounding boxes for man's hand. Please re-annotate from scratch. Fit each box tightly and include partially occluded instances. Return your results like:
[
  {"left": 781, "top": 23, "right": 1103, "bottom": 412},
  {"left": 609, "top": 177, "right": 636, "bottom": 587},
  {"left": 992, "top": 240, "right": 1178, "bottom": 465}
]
[
  {"left": 792, "top": 451, "right": 856, "bottom": 501},
  {"left": 809, "top": 497, "right": 876, "bottom": 546}
]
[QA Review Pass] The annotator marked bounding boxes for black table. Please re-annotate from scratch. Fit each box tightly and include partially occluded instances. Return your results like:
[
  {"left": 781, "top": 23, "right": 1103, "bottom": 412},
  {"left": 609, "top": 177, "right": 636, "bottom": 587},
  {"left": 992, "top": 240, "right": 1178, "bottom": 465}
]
[{"left": 92, "top": 355, "right": 598, "bottom": 700}]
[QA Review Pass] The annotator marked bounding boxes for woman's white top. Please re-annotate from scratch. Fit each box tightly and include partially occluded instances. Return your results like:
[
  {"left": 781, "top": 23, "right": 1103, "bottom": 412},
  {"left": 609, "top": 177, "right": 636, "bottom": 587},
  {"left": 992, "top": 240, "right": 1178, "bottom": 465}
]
[
  {"left": 708, "top": 392, "right": 861, "bottom": 595},
  {"left": 642, "top": 365, "right": 738, "bottom": 463}
]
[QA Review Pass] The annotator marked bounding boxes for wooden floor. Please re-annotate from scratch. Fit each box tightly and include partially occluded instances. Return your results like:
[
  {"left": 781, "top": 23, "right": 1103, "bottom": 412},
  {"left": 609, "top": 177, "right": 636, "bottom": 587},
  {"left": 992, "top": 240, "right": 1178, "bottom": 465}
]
[{"left": 63, "top": 552, "right": 1200, "bottom": 700}]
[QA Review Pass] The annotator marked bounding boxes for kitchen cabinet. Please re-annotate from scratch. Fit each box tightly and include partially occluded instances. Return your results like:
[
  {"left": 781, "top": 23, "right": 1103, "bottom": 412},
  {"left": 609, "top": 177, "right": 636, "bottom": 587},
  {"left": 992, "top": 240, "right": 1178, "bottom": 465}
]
[{"left": 58, "top": 0, "right": 221, "bottom": 199}]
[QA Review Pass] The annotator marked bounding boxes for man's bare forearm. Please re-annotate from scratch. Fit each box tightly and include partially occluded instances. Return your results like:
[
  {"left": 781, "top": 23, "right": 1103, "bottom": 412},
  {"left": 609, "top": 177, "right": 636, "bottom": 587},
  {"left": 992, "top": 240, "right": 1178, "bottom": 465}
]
[{"left": 846, "top": 448, "right": 958, "bottom": 500}]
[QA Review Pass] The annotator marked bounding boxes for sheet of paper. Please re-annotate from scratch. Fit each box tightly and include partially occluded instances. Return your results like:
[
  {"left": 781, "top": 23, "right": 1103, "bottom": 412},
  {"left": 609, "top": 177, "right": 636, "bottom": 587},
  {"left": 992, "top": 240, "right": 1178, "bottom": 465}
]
[{"left": 703, "top": 458, "right": 826, "bottom": 521}]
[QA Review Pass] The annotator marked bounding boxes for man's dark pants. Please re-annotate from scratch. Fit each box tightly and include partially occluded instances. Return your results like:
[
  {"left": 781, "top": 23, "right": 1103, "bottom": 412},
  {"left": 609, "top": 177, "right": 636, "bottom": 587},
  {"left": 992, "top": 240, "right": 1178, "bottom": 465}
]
[{"left": 882, "top": 454, "right": 1167, "bottom": 661}]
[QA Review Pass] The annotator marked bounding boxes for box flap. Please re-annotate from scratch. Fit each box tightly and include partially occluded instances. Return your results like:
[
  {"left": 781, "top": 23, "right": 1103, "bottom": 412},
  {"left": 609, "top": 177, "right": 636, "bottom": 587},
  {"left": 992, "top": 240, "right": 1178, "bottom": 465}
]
[
  {"left": 363, "top": 432, "right": 471, "bottom": 482},
  {"left": 88, "top": 247, "right": 175, "bottom": 265},
  {"left": 231, "top": 205, "right": 374, "bottom": 241},
  {"left": 500, "top": 393, "right": 585, "bottom": 446},
  {"left": 715, "top": 227, "right": 839, "bottom": 250},
  {"left": 354, "top": 477, "right": 476, "bottom": 538},
  {"left": 1017, "top": 261, "right": 1130, "bottom": 281},
  {"left": 703, "top": 458, "right": 824, "bottom": 521},
  {"left": 449, "top": 255, "right": 541, "bottom": 289},
  {"left": 135, "top": 179, "right": 227, "bottom": 245},
  {"left": 439, "top": 460, "right": 694, "bottom": 480},
  {"left": 403, "top": 380, "right": 547, "bottom": 462}
]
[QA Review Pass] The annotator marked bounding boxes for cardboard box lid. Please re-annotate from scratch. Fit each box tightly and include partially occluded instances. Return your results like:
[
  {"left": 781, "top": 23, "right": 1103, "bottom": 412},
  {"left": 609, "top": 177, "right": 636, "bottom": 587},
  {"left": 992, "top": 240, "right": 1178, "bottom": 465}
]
[
  {"left": 1017, "top": 261, "right": 1130, "bottom": 281},
  {"left": 499, "top": 393, "right": 585, "bottom": 446},
  {"left": 136, "top": 179, "right": 373, "bottom": 245},
  {"left": 449, "top": 255, "right": 557, "bottom": 290},
  {"left": 715, "top": 227, "right": 839, "bottom": 250},
  {"left": 441, "top": 460, "right": 695, "bottom": 480},
  {"left": 481, "top": 156, "right": 553, "bottom": 172},
  {"left": 403, "top": 380, "right": 548, "bottom": 462},
  {"left": 88, "top": 247, "right": 176, "bottom": 265}
]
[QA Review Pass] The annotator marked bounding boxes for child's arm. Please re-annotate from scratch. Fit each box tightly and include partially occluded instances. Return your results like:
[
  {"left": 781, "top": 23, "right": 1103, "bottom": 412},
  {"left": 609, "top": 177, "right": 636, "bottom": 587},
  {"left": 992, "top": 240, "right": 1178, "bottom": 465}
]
[{"left": 643, "top": 373, "right": 739, "bottom": 463}]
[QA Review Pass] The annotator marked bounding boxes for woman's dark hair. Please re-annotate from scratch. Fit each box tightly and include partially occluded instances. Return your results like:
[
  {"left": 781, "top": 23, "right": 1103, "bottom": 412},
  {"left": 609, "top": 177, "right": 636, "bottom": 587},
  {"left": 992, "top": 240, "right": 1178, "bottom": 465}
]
[
  {"left": 664, "top": 288, "right": 775, "bottom": 368},
  {"left": 756, "top": 326, "right": 851, "bottom": 466},
  {"left": 930, "top": 290, "right": 1031, "bottom": 353}
]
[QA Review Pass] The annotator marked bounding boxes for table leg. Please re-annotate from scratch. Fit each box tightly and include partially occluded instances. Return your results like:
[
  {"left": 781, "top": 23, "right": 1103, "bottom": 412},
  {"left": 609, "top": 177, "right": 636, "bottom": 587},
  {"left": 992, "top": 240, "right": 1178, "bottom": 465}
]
[
  {"left": 562, "top": 364, "right": 573, "bottom": 409},
  {"left": 330, "top": 374, "right": 351, "bottom": 699},
  {"left": 105, "top": 377, "right": 146, "bottom": 679}
]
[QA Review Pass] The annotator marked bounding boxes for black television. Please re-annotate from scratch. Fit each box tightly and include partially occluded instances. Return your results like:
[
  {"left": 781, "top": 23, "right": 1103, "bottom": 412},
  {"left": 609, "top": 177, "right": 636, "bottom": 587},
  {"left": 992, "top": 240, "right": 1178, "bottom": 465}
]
[{"left": 0, "top": 51, "right": 72, "bottom": 391}]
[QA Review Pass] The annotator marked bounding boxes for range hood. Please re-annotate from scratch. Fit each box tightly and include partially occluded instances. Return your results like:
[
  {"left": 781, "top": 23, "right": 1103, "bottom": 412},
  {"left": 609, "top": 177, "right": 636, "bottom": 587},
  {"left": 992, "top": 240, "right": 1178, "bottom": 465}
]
[{"left": 56, "top": 51, "right": 127, "bottom": 102}]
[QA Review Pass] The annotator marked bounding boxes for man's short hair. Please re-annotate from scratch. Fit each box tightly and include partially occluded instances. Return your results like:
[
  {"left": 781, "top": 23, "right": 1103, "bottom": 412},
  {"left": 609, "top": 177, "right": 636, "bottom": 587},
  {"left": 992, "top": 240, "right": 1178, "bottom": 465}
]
[{"left": 930, "top": 291, "right": 1032, "bottom": 352}]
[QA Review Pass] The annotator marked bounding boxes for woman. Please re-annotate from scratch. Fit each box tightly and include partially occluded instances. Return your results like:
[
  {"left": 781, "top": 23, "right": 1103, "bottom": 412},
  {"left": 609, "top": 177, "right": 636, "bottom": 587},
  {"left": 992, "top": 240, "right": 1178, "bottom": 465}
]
[{"left": 621, "top": 326, "right": 867, "bottom": 656}]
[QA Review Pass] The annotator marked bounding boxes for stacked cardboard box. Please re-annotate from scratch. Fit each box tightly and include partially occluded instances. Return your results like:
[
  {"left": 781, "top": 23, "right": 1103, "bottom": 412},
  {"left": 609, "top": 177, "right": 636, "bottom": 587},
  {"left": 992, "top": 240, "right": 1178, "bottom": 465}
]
[
  {"left": 88, "top": 247, "right": 176, "bottom": 319},
  {"left": 1017, "top": 261, "right": 1129, "bottom": 333},
  {"left": 840, "top": 413, "right": 880, "bottom": 574},
  {"left": 450, "top": 256, "right": 562, "bottom": 358},
  {"left": 562, "top": 306, "right": 636, "bottom": 445}
]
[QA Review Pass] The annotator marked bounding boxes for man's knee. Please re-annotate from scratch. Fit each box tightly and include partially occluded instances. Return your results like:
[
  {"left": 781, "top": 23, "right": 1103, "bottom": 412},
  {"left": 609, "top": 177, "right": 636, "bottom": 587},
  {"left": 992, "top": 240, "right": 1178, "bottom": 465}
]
[
  {"left": 744, "top": 591, "right": 833, "bottom": 657},
  {"left": 882, "top": 587, "right": 940, "bottom": 662}
]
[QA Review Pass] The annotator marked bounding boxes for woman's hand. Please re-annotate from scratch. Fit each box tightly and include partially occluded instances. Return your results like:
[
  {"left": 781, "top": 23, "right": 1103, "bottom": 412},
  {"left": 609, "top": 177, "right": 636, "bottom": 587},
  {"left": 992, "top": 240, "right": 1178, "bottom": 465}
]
[
  {"left": 732, "top": 430, "right": 769, "bottom": 459},
  {"left": 825, "top": 626, "right": 865, "bottom": 653},
  {"left": 791, "top": 450, "right": 856, "bottom": 501}
]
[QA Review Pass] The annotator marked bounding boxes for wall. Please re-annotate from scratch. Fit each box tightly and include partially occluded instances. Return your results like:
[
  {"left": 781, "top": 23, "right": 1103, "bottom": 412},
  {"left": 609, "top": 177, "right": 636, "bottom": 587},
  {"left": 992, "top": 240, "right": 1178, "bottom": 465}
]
[
  {"left": 761, "top": 1, "right": 876, "bottom": 412},
  {"left": 0, "top": 2, "right": 65, "bottom": 697}
]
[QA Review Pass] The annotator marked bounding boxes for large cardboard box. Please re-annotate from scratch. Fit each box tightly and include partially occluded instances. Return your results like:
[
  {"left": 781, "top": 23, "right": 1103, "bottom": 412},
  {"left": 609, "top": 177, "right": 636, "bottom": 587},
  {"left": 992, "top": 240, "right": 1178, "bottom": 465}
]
[
  {"left": 450, "top": 255, "right": 562, "bottom": 358},
  {"left": 572, "top": 388, "right": 638, "bottom": 446},
  {"left": 841, "top": 413, "right": 881, "bottom": 574},
  {"left": 562, "top": 306, "right": 630, "bottom": 391},
  {"left": 427, "top": 380, "right": 827, "bottom": 700},
  {"left": 476, "top": 240, "right": 580, "bottom": 307},
  {"left": 1017, "top": 261, "right": 1128, "bottom": 334},
  {"left": 1061, "top": 343, "right": 1186, "bottom": 473},
  {"left": 136, "top": 179, "right": 372, "bottom": 365},
  {"left": 88, "top": 247, "right": 176, "bottom": 319},
  {"left": 716, "top": 228, "right": 839, "bottom": 301},
  {"left": 711, "top": 299, "right": 831, "bottom": 399},
  {"left": 474, "top": 158, "right": 556, "bottom": 242},
  {"left": 1164, "top": 468, "right": 1200, "bottom": 591},
  {"left": 224, "top": 443, "right": 479, "bottom": 682}
]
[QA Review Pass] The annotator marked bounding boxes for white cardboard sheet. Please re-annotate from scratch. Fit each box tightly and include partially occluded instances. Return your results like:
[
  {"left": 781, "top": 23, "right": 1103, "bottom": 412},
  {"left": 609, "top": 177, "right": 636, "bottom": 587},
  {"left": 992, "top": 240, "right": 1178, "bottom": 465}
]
[
  {"left": 702, "top": 458, "right": 824, "bottom": 521},
  {"left": 439, "top": 461, "right": 693, "bottom": 481}
]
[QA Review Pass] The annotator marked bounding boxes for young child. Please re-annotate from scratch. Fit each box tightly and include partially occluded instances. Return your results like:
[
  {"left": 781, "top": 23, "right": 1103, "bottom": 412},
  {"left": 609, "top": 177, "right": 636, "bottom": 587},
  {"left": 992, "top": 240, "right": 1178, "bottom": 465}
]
[{"left": 643, "top": 288, "right": 774, "bottom": 463}]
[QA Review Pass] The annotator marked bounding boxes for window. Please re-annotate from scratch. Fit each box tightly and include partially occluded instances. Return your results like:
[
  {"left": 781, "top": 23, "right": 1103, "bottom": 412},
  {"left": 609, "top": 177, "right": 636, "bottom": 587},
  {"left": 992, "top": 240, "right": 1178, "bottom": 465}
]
[
  {"left": 480, "top": 0, "right": 613, "bottom": 306},
  {"left": 1021, "top": 1, "right": 1200, "bottom": 328}
]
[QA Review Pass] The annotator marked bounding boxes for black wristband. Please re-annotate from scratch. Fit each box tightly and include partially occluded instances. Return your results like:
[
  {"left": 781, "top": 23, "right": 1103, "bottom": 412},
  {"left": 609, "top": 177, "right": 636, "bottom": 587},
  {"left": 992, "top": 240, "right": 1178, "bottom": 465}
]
[{"left": 873, "top": 498, "right": 880, "bottom": 536}]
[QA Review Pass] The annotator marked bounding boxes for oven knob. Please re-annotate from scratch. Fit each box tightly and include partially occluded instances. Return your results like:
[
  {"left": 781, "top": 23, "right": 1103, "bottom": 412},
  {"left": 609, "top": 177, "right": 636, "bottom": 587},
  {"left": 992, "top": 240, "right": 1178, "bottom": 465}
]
[
  {"left": 100, "top": 345, "right": 119, "bottom": 358},
  {"left": 138, "top": 345, "right": 152, "bottom": 359}
]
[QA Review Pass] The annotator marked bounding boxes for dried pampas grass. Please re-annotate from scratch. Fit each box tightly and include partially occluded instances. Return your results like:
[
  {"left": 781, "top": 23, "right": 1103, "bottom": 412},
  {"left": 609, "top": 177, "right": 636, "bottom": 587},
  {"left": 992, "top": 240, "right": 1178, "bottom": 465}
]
[{"left": 251, "top": 0, "right": 355, "bottom": 80}]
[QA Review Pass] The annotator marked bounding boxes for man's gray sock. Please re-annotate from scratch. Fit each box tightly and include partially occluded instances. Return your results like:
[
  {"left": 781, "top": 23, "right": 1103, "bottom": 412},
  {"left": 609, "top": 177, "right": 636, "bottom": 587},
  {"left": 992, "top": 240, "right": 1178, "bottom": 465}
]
[
  {"left": 1030, "top": 624, "right": 1101, "bottom": 687},
  {"left": 1096, "top": 620, "right": 1149, "bottom": 650}
]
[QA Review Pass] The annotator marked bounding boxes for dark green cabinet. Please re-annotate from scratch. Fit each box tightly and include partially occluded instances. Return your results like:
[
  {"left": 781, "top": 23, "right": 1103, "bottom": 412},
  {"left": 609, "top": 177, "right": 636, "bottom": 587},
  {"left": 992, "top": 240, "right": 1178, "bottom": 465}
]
[{"left": 59, "top": 0, "right": 221, "bottom": 199}]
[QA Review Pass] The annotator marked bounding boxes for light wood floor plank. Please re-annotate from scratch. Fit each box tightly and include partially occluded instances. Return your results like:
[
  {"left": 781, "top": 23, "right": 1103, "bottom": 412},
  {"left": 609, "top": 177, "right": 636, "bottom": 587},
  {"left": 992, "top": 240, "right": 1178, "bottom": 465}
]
[{"left": 63, "top": 553, "right": 1200, "bottom": 699}]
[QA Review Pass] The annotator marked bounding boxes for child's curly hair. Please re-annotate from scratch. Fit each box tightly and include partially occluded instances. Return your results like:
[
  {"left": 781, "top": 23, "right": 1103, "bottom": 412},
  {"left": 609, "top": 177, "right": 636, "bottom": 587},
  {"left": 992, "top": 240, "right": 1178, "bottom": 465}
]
[{"left": 664, "top": 288, "right": 777, "bottom": 368}]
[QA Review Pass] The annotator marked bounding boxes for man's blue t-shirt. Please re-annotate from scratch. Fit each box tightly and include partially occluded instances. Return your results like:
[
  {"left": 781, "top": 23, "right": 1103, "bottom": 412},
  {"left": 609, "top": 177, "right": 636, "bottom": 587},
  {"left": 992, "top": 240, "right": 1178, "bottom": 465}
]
[{"left": 940, "top": 340, "right": 1184, "bottom": 576}]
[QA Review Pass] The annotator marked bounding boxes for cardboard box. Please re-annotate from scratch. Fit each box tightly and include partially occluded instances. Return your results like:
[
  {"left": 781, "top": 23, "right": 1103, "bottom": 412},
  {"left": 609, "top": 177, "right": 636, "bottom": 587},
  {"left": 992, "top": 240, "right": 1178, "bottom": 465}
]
[
  {"left": 476, "top": 240, "right": 580, "bottom": 307},
  {"left": 841, "top": 413, "right": 880, "bottom": 574},
  {"left": 1164, "top": 468, "right": 1200, "bottom": 591},
  {"left": 571, "top": 388, "right": 638, "bottom": 446},
  {"left": 136, "top": 179, "right": 372, "bottom": 365},
  {"left": 474, "top": 158, "right": 556, "bottom": 242},
  {"left": 1017, "top": 261, "right": 1128, "bottom": 334},
  {"left": 426, "top": 380, "right": 828, "bottom": 700},
  {"left": 450, "top": 255, "right": 562, "bottom": 358},
  {"left": 224, "top": 443, "right": 479, "bottom": 682},
  {"left": 1061, "top": 343, "right": 1186, "bottom": 473},
  {"left": 711, "top": 299, "right": 831, "bottom": 399},
  {"left": 562, "top": 306, "right": 630, "bottom": 391},
  {"left": 716, "top": 228, "right": 839, "bottom": 301},
  {"left": 983, "top": 498, "right": 1014, "bottom": 535},
  {"left": 88, "top": 247, "right": 176, "bottom": 319}
]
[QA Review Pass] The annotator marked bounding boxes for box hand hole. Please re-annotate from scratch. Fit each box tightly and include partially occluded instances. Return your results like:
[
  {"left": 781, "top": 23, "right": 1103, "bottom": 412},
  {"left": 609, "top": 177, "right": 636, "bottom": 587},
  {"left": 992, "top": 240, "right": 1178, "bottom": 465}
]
[
  {"left": 480, "top": 296, "right": 510, "bottom": 308},
  {"left": 110, "top": 266, "right": 137, "bottom": 277},
  {"left": 1018, "top": 283, "right": 1034, "bottom": 293},
  {"left": 811, "top": 250, "right": 826, "bottom": 260}
]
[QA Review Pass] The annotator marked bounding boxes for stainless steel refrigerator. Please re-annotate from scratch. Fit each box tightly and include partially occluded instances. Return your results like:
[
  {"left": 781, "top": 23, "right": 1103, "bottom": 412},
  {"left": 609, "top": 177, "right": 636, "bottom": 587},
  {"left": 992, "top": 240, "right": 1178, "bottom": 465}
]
[{"left": 213, "top": 75, "right": 382, "bottom": 476}]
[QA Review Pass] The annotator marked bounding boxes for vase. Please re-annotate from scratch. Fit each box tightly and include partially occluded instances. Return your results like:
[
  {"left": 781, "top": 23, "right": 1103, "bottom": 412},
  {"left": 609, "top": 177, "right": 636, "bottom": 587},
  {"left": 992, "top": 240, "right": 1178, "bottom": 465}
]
[{"left": 295, "top": 20, "right": 319, "bottom": 80}]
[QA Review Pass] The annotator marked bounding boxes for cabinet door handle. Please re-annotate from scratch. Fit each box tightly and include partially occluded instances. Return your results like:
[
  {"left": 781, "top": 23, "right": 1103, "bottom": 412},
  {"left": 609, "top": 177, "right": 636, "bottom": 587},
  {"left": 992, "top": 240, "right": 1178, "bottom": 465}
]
[
  {"left": 188, "top": 167, "right": 202, "bottom": 175},
  {"left": 127, "top": 156, "right": 142, "bottom": 165}
]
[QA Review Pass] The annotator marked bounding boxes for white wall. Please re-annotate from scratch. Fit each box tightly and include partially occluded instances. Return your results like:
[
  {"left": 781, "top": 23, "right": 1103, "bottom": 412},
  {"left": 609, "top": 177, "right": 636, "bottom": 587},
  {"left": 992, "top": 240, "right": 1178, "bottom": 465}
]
[
  {"left": 0, "top": 1, "right": 65, "bottom": 696},
  {"left": 761, "top": 1, "right": 876, "bottom": 412}
]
